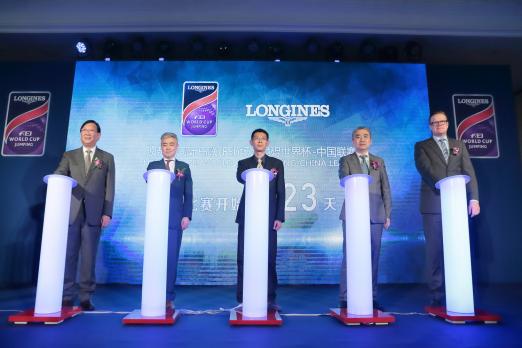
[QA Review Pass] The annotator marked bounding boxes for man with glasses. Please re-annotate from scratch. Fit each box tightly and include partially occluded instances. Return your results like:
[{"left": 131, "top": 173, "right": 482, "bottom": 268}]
[
  {"left": 414, "top": 111, "right": 480, "bottom": 307},
  {"left": 55, "top": 120, "right": 115, "bottom": 311}
]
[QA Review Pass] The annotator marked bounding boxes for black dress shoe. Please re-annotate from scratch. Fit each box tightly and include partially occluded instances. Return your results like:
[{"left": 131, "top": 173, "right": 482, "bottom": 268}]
[
  {"left": 373, "top": 300, "right": 385, "bottom": 311},
  {"left": 62, "top": 299, "right": 74, "bottom": 307},
  {"left": 268, "top": 302, "right": 281, "bottom": 311},
  {"left": 166, "top": 301, "right": 174, "bottom": 311},
  {"left": 80, "top": 300, "right": 95, "bottom": 311},
  {"left": 339, "top": 300, "right": 347, "bottom": 309}
]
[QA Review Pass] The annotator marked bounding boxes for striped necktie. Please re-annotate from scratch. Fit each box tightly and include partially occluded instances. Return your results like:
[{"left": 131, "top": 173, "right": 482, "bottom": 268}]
[
  {"left": 439, "top": 139, "right": 449, "bottom": 162},
  {"left": 85, "top": 150, "right": 92, "bottom": 174}
]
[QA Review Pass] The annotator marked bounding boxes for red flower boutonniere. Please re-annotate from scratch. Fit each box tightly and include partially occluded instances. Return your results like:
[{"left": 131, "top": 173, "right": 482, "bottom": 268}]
[
  {"left": 452, "top": 147, "right": 460, "bottom": 156},
  {"left": 370, "top": 160, "right": 380, "bottom": 170},
  {"left": 270, "top": 168, "right": 279, "bottom": 176},
  {"left": 94, "top": 157, "right": 103, "bottom": 169},
  {"left": 175, "top": 168, "right": 185, "bottom": 181}
]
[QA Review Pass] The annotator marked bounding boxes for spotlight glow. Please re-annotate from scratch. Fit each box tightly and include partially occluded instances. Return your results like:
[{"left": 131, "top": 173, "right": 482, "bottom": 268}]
[{"left": 75, "top": 42, "right": 87, "bottom": 54}]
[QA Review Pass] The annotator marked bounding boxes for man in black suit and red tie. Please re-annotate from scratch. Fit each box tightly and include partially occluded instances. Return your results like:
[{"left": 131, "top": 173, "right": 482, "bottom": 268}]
[
  {"left": 235, "top": 128, "right": 285, "bottom": 310},
  {"left": 414, "top": 110, "right": 480, "bottom": 307},
  {"left": 146, "top": 132, "right": 193, "bottom": 311}
]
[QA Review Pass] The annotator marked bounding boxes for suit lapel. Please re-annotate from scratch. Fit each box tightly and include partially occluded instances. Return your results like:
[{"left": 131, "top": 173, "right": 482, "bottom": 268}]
[
  {"left": 349, "top": 153, "right": 363, "bottom": 174},
  {"left": 263, "top": 155, "right": 271, "bottom": 170},
  {"left": 368, "top": 154, "right": 378, "bottom": 179},
  {"left": 75, "top": 148, "right": 88, "bottom": 180},
  {"left": 427, "top": 138, "right": 447, "bottom": 166},
  {"left": 85, "top": 148, "right": 101, "bottom": 182}
]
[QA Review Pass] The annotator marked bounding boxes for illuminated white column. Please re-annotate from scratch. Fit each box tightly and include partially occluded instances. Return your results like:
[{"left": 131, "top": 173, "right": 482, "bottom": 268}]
[
  {"left": 141, "top": 169, "right": 174, "bottom": 317},
  {"left": 34, "top": 174, "right": 77, "bottom": 314},
  {"left": 342, "top": 174, "right": 373, "bottom": 315},
  {"left": 242, "top": 168, "right": 274, "bottom": 318},
  {"left": 436, "top": 175, "right": 475, "bottom": 316}
]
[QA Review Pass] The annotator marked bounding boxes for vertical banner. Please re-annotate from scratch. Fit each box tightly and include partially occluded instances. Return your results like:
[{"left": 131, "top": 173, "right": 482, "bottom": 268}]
[
  {"left": 181, "top": 82, "right": 218, "bottom": 136},
  {"left": 452, "top": 94, "right": 499, "bottom": 158},
  {"left": 2, "top": 91, "right": 51, "bottom": 157}
]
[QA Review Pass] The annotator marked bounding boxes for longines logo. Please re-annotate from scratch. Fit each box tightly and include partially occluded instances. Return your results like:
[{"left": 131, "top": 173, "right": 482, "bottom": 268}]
[
  {"left": 12, "top": 95, "right": 47, "bottom": 104},
  {"left": 455, "top": 97, "right": 489, "bottom": 108},
  {"left": 187, "top": 85, "right": 215, "bottom": 93},
  {"left": 245, "top": 104, "right": 330, "bottom": 126}
]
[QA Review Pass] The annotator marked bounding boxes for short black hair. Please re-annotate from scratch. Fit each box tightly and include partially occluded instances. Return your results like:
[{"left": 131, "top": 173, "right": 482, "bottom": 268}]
[
  {"left": 80, "top": 120, "right": 101, "bottom": 133},
  {"left": 251, "top": 128, "right": 269, "bottom": 140},
  {"left": 429, "top": 111, "right": 448, "bottom": 123}
]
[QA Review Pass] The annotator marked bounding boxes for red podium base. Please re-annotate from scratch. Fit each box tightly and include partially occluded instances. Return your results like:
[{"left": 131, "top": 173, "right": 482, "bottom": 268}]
[
  {"left": 426, "top": 306, "right": 501, "bottom": 324},
  {"left": 122, "top": 309, "right": 179, "bottom": 325},
  {"left": 329, "top": 308, "right": 395, "bottom": 325},
  {"left": 229, "top": 309, "right": 283, "bottom": 326},
  {"left": 8, "top": 307, "right": 82, "bottom": 325}
]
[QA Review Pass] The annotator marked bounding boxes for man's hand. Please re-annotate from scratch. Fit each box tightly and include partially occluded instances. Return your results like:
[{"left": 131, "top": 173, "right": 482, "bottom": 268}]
[
  {"left": 384, "top": 218, "right": 391, "bottom": 230},
  {"left": 273, "top": 220, "right": 283, "bottom": 231},
  {"left": 181, "top": 217, "right": 191, "bottom": 230},
  {"left": 469, "top": 200, "right": 480, "bottom": 217},
  {"left": 101, "top": 215, "right": 111, "bottom": 228}
]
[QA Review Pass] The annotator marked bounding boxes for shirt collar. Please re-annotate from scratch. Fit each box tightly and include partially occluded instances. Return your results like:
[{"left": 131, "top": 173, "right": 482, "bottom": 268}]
[
  {"left": 433, "top": 135, "right": 448, "bottom": 142},
  {"left": 83, "top": 146, "right": 96, "bottom": 154}
]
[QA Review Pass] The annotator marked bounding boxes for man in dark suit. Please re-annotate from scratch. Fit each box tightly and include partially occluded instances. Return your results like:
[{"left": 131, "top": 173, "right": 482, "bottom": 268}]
[
  {"left": 338, "top": 126, "right": 391, "bottom": 310},
  {"left": 235, "top": 128, "right": 285, "bottom": 309},
  {"left": 55, "top": 120, "right": 115, "bottom": 311},
  {"left": 147, "top": 132, "right": 193, "bottom": 310},
  {"left": 414, "top": 110, "right": 480, "bottom": 307}
]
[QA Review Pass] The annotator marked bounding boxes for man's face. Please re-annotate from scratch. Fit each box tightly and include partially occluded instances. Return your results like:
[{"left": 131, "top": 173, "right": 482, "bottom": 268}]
[
  {"left": 250, "top": 132, "right": 269, "bottom": 153},
  {"left": 161, "top": 136, "right": 178, "bottom": 159},
  {"left": 80, "top": 122, "right": 101, "bottom": 148},
  {"left": 429, "top": 112, "right": 449, "bottom": 137},
  {"left": 352, "top": 129, "right": 372, "bottom": 153}
]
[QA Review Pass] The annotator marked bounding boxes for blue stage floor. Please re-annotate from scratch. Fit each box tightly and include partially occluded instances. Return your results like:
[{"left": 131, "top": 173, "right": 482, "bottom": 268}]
[{"left": 1, "top": 284, "right": 521, "bottom": 348}]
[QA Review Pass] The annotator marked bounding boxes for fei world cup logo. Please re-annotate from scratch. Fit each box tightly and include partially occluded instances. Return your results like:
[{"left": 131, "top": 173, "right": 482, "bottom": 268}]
[
  {"left": 2, "top": 91, "right": 51, "bottom": 157},
  {"left": 452, "top": 94, "right": 499, "bottom": 158},
  {"left": 181, "top": 82, "right": 218, "bottom": 136}
]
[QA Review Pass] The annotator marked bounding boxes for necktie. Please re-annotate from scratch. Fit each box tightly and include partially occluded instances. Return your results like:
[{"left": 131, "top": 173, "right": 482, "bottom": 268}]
[
  {"left": 85, "top": 150, "right": 92, "bottom": 174},
  {"left": 257, "top": 158, "right": 263, "bottom": 168},
  {"left": 165, "top": 159, "right": 173, "bottom": 172},
  {"left": 360, "top": 155, "right": 370, "bottom": 174},
  {"left": 439, "top": 139, "right": 449, "bottom": 162}
]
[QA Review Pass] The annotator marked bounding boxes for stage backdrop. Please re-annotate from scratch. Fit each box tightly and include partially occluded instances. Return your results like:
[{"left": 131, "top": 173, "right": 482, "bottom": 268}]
[{"left": 66, "top": 61, "right": 429, "bottom": 284}]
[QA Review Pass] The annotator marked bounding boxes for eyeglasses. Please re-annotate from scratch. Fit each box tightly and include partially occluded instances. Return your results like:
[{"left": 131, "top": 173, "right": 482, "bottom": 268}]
[{"left": 430, "top": 120, "right": 448, "bottom": 126}]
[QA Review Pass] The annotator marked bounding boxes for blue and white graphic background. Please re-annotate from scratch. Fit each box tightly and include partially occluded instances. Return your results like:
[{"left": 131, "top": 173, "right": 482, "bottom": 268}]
[{"left": 67, "top": 61, "right": 429, "bottom": 284}]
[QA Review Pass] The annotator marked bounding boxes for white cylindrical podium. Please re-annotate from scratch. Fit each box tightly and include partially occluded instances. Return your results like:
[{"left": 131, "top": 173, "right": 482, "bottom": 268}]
[
  {"left": 241, "top": 168, "right": 274, "bottom": 318},
  {"left": 34, "top": 174, "right": 77, "bottom": 315},
  {"left": 436, "top": 175, "right": 475, "bottom": 316},
  {"left": 141, "top": 169, "right": 174, "bottom": 317},
  {"left": 342, "top": 174, "right": 373, "bottom": 316}
]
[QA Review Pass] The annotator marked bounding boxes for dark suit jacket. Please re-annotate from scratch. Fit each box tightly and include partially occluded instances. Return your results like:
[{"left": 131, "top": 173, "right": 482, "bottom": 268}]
[
  {"left": 147, "top": 159, "right": 193, "bottom": 229},
  {"left": 55, "top": 147, "right": 115, "bottom": 226},
  {"left": 414, "top": 137, "right": 479, "bottom": 214},
  {"left": 235, "top": 155, "right": 285, "bottom": 225},
  {"left": 338, "top": 152, "right": 391, "bottom": 223}
]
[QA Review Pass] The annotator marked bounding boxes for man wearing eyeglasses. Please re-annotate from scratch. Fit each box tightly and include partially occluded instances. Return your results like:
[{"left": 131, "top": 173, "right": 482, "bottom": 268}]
[
  {"left": 54, "top": 120, "right": 115, "bottom": 311},
  {"left": 414, "top": 111, "right": 480, "bottom": 307}
]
